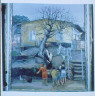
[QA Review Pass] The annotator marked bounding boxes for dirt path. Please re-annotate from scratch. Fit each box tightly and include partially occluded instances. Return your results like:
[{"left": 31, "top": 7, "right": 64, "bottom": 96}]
[{"left": 11, "top": 79, "right": 87, "bottom": 92}]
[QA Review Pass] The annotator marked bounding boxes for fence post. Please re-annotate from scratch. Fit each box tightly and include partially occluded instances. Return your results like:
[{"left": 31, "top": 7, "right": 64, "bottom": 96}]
[
  {"left": 81, "top": 49, "right": 84, "bottom": 80},
  {"left": 67, "top": 48, "right": 70, "bottom": 79}
]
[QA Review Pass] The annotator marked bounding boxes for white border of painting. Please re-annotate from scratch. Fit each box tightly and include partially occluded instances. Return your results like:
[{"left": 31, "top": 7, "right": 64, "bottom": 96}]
[
  {"left": 94, "top": 3, "right": 95, "bottom": 93},
  {"left": 1, "top": 0, "right": 95, "bottom": 96},
  {"left": 1, "top": 92, "right": 95, "bottom": 96},
  {"left": 1, "top": 0, "right": 95, "bottom": 4}
]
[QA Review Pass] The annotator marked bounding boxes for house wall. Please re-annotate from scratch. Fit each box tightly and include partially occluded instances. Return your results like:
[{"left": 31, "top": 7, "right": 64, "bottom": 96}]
[
  {"left": 72, "top": 28, "right": 82, "bottom": 40},
  {"left": 71, "top": 40, "right": 85, "bottom": 50},
  {"left": 21, "top": 20, "right": 43, "bottom": 47},
  {"left": 21, "top": 20, "right": 73, "bottom": 47}
]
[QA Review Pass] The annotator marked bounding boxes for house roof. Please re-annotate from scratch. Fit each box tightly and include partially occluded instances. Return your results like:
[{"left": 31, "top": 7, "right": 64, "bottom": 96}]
[
  {"left": 21, "top": 19, "right": 85, "bottom": 32},
  {"left": 73, "top": 25, "right": 84, "bottom": 33},
  {"left": 20, "top": 19, "right": 85, "bottom": 40}
]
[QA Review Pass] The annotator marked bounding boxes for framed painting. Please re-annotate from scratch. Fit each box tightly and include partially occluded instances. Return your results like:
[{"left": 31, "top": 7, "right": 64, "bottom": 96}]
[{"left": 1, "top": 0, "right": 95, "bottom": 96}]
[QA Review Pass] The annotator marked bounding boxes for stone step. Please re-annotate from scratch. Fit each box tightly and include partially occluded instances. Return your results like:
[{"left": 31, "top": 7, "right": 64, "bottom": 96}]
[
  {"left": 73, "top": 78, "right": 84, "bottom": 81},
  {"left": 74, "top": 75, "right": 82, "bottom": 78},
  {"left": 71, "top": 62, "right": 85, "bottom": 64},
  {"left": 74, "top": 74, "right": 85, "bottom": 77},
  {"left": 73, "top": 76, "right": 85, "bottom": 80},
  {"left": 73, "top": 64, "right": 85, "bottom": 67},
  {"left": 74, "top": 73, "right": 85, "bottom": 76},
  {"left": 74, "top": 70, "right": 82, "bottom": 73},
  {"left": 74, "top": 70, "right": 85, "bottom": 73},
  {"left": 73, "top": 67, "right": 85, "bottom": 70}
]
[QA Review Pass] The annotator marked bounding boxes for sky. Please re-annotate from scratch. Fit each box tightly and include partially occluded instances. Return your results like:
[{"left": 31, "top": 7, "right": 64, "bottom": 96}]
[{"left": 13, "top": 4, "right": 84, "bottom": 27}]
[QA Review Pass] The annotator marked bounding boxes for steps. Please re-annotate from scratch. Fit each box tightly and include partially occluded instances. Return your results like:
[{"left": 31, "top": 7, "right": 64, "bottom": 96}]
[
  {"left": 71, "top": 62, "right": 85, "bottom": 81},
  {"left": 74, "top": 75, "right": 83, "bottom": 81}
]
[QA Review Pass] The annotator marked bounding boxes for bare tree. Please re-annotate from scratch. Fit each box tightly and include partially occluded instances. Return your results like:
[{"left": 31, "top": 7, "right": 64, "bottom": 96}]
[
  {"left": 34, "top": 7, "right": 84, "bottom": 69},
  {"left": 38, "top": 7, "right": 71, "bottom": 57},
  {"left": 34, "top": 7, "right": 79, "bottom": 69}
]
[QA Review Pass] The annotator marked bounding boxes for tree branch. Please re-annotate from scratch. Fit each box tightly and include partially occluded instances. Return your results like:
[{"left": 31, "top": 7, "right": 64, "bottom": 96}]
[{"left": 48, "top": 30, "right": 57, "bottom": 38}]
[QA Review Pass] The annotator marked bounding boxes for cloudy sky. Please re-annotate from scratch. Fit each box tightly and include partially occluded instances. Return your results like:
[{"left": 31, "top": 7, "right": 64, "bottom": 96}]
[{"left": 13, "top": 4, "right": 84, "bottom": 27}]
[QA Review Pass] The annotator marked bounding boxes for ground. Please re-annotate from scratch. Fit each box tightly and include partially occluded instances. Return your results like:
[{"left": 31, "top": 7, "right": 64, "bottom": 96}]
[{"left": 11, "top": 79, "right": 87, "bottom": 92}]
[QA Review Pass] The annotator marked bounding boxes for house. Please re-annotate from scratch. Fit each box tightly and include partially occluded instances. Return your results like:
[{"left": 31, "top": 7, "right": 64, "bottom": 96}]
[
  {"left": 15, "top": 20, "right": 85, "bottom": 81},
  {"left": 20, "top": 20, "right": 84, "bottom": 50},
  {"left": 71, "top": 26, "right": 85, "bottom": 50}
]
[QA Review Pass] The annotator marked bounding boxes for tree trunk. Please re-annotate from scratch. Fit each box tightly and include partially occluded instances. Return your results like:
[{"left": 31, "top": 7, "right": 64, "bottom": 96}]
[{"left": 38, "top": 35, "right": 48, "bottom": 57}]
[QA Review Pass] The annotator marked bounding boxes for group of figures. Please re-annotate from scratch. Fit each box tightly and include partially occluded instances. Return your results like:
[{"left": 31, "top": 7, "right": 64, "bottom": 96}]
[{"left": 37, "top": 62, "right": 66, "bottom": 87}]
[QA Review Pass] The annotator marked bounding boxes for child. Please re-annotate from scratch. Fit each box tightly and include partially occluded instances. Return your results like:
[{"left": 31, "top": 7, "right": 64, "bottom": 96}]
[
  {"left": 59, "top": 62, "right": 66, "bottom": 84},
  {"left": 57, "top": 68, "right": 63, "bottom": 86},
  {"left": 51, "top": 67, "right": 57, "bottom": 87},
  {"left": 37, "top": 64, "right": 48, "bottom": 86}
]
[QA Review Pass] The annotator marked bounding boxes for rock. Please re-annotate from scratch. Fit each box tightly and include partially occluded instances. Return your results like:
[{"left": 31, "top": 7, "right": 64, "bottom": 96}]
[
  {"left": 47, "top": 47, "right": 58, "bottom": 56},
  {"left": 12, "top": 58, "right": 41, "bottom": 69},
  {"left": 24, "top": 58, "right": 41, "bottom": 68},
  {"left": 52, "top": 55, "right": 63, "bottom": 67},
  {"left": 35, "top": 57, "right": 44, "bottom": 64},
  {"left": 21, "top": 47, "right": 39, "bottom": 56}
]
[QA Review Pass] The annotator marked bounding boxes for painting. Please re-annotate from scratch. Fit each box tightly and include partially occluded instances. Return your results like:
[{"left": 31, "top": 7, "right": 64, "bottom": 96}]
[{"left": 1, "top": 1, "right": 94, "bottom": 95}]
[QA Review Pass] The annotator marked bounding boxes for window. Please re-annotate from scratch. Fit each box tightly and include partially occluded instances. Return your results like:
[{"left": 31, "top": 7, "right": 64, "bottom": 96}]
[
  {"left": 29, "top": 30, "right": 36, "bottom": 41},
  {"left": 56, "top": 33, "right": 64, "bottom": 42}
]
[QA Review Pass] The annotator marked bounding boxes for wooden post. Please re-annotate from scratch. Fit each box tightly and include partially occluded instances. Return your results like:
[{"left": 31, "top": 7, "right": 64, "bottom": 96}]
[
  {"left": 81, "top": 49, "right": 84, "bottom": 80},
  {"left": 85, "top": 4, "right": 90, "bottom": 91},
  {"left": 84, "top": 4, "right": 93, "bottom": 91},
  {"left": 69, "top": 48, "right": 71, "bottom": 60},
  {"left": 67, "top": 48, "right": 70, "bottom": 79},
  {"left": 5, "top": 4, "right": 12, "bottom": 91},
  {"left": 93, "top": 5, "right": 95, "bottom": 92}
]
